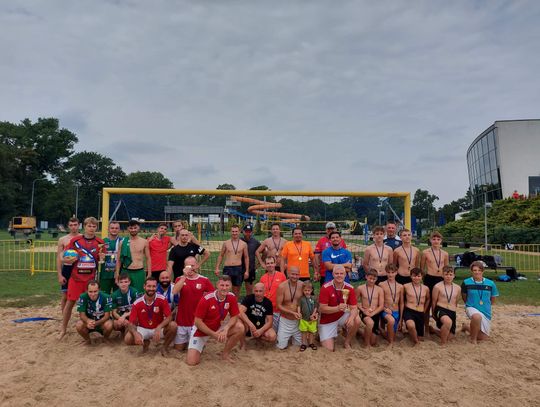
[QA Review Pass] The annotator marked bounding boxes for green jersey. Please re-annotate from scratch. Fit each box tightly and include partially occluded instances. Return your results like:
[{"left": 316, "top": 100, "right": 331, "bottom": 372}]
[
  {"left": 77, "top": 292, "right": 113, "bottom": 320},
  {"left": 101, "top": 237, "right": 120, "bottom": 279},
  {"left": 111, "top": 287, "right": 140, "bottom": 315}
]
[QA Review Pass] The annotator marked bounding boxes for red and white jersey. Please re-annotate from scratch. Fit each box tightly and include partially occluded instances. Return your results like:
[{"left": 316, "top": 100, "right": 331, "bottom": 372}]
[
  {"left": 318, "top": 281, "right": 357, "bottom": 324},
  {"left": 129, "top": 294, "right": 171, "bottom": 329},
  {"left": 175, "top": 275, "right": 215, "bottom": 326},
  {"left": 193, "top": 291, "right": 239, "bottom": 337}
]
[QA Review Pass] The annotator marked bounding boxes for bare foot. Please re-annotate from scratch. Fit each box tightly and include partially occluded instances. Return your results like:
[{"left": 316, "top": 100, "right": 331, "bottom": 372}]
[
  {"left": 161, "top": 347, "right": 170, "bottom": 357},
  {"left": 221, "top": 353, "right": 235, "bottom": 363},
  {"left": 344, "top": 342, "right": 352, "bottom": 350},
  {"left": 58, "top": 330, "right": 67, "bottom": 340},
  {"left": 387, "top": 342, "right": 394, "bottom": 348}
]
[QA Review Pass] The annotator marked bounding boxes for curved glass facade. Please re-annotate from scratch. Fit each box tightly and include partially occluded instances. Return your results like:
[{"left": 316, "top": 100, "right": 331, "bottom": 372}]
[{"left": 466, "top": 127, "right": 502, "bottom": 208}]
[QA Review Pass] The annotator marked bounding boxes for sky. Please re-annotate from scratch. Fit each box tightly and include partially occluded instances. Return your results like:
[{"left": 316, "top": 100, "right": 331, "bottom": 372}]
[{"left": 2, "top": 0, "right": 540, "bottom": 206}]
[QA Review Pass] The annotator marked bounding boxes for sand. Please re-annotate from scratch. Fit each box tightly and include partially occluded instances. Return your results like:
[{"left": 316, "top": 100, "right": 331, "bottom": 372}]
[{"left": 1, "top": 304, "right": 539, "bottom": 407}]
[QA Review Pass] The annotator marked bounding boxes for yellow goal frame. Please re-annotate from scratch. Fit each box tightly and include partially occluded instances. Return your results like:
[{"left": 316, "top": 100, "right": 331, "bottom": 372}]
[{"left": 101, "top": 188, "right": 411, "bottom": 238}]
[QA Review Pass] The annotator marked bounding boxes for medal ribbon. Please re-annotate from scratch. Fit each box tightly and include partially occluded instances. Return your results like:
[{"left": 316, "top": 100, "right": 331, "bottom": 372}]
[
  {"left": 402, "top": 245, "right": 413, "bottom": 267},
  {"left": 332, "top": 282, "right": 344, "bottom": 304},
  {"left": 444, "top": 283, "right": 454, "bottom": 304},
  {"left": 387, "top": 280, "right": 397, "bottom": 304},
  {"left": 431, "top": 247, "right": 442, "bottom": 270},
  {"left": 473, "top": 278, "right": 485, "bottom": 304},
  {"left": 231, "top": 239, "right": 240, "bottom": 255},
  {"left": 375, "top": 244, "right": 385, "bottom": 263},
  {"left": 214, "top": 291, "right": 226, "bottom": 320},
  {"left": 294, "top": 242, "right": 303, "bottom": 258},
  {"left": 412, "top": 284, "right": 422, "bottom": 309}
]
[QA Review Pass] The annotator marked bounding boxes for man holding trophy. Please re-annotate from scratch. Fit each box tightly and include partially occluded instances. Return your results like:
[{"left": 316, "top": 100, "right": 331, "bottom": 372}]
[{"left": 318, "top": 265, "right": 360, "bottom": 351}]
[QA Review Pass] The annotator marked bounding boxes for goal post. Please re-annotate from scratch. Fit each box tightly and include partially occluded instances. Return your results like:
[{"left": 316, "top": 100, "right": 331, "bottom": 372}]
[{"left": 101, "top": 188, "right": 411, "bottom": 237}]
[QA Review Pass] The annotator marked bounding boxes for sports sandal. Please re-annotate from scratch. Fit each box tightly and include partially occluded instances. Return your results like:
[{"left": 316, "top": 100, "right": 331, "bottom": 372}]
[
  {"left": 309, "top": 344, "right": 317, "bottom": 350},
  {"left": 300, "top": 344, "right": 307, "bottom": 352}
]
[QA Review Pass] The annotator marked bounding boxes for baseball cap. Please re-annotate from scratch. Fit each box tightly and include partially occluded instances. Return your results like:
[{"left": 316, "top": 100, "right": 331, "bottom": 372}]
[
  {"left": 243, "top": 224, "right": 253, "bottom": 232},
  {"left": 325, "top": 222, "right": 336, "bottom": 229}
]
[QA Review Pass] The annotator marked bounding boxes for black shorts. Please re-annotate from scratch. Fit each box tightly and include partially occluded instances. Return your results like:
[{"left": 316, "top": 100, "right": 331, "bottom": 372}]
[
  {"left": 245, "top": 268, "right": 257, "bottom": 284},
  {"left": 424, "top": 274, "right": 444, "bottom": 295},
  {"left": 361, "top": 312, "right": 381, "bottom": 335},
  {"left": 151, "top": 270, "right": 166, "bottom": 280},
  {"left": 61, "top": 264, "right": 73, "bottom": 292},
  {"left": 396, "top": 274, "right": 412, "bottom": 285},
  {"left": 434, "top": 305, "right": 456, "bottom": 334},
  {"left": 403, "top": 307, "right": 424, "bottom": 337},
  {"left": 376, "top": 275, "right": 388, "bottom": 285},
  {"left": 223, "top": 265, "right": 244, "bottom": 287}
]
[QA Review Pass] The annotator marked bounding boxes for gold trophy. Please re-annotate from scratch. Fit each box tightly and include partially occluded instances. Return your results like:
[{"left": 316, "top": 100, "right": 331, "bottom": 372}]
[{"left": 342, "top": 288, "right": 350, "bottom": 311}]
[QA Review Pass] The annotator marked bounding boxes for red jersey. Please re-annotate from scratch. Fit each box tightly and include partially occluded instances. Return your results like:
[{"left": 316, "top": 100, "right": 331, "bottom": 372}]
[
  {"left": 315, "top": 236, "right": 347, "bottom": 277},
  {"left": 259, "top": 271, "right": 287, "bottom": 309},
  {"left": 149, "top": 235, "right": 171, "bottom": 271},
  {"left": 175, "top": 275, "right": 215, "bottom": 326},
  {"left": 129, "top": 294, "right": 171, "bottom": 329},
  {"left": 193, "top": 291, "right": 239, "bottom": 337},
  {"left": 67, "top": 235, "right": 105, "bottom": 282},
  {"left": 319, "top": 281, "right": 357, "bottom": 324}
]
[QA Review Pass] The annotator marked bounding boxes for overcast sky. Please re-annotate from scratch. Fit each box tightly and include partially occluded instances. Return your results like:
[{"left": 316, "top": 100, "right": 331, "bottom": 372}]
[{"left": 2, "top": 1, "right": 540, "bottom": 206}]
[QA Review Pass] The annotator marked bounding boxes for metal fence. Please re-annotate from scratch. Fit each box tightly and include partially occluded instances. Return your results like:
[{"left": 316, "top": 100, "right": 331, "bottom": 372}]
[{"left": 479, "top": 244, "right": 540, "bottom": 272}]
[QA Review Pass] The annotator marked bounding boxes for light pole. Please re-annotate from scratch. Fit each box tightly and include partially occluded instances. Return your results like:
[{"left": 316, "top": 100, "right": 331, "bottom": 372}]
[
  {"left": 484, "top": 190, "right": 492, "bottom": 249},
  {"left": 30, "top": 177, "right": 47, "bottom": 216}
]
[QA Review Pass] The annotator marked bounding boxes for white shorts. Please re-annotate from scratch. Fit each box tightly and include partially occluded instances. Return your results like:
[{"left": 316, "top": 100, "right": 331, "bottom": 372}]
[
  {"left": 276, "top": 317, "right": 302, "bottom": 349},
  {"left": 188, "top": 329, "right": 210, "bottom": 353},
  {"left": 319, "top": 312, "right": 350, "bottom": 342},
  {"left": 272, "top": 312, "right": 280, "bottom": 333},
  {"left": 465, "top": 307, "right": 492, "bottom": 336},
  {"left": 136, "top": 326, "right": 163, "bottom": 341},
  {"left": 174, "top": 326, "right": 194, "bottom": 345}
]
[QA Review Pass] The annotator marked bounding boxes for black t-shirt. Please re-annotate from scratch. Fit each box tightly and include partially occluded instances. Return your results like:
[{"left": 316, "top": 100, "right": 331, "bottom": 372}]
[
  {"left": 241, "top": 237, "right": 261, "bottom": 272},
  {"left": 241, "top": 294, "right": 273, "bottom": 328},
  {"left": 168, "top": 243, "right": 205, "bottom": 279}
]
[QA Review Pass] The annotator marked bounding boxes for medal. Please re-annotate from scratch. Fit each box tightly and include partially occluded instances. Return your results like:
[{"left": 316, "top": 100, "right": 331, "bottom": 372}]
[
  {"left": 298, "top": 257, "right": 302, "bottom": 261},
  {"left": 294, "top": 242, "right": 303, "bottom": 262},
  {"left": 375, "top": 244, "right": 385, "bottom": 266},
  {"left": 474, "top": 278, "right": 485, "bottom": 307},
  {"left": 417, "top": 306, "right": 422, "bottom": 311},
  {"left": 256, "top": 321, "right": 260, "bottom": 326},
  {"left": 431, "top": 247, "right": 442, "bottom": 273},
  {"left": 443, "top": 283, "right": 454, "bottom": 308},
  {"left": 479, "top": 300, "right": 483, "bottom": 305},
  {"left": 412, "top": 283, "right": 423, "bottom": 312},
  {"left": 148, "top": 320, "right": 153, "bottom": 326},
  {"left": 368, "top": 308, "right": 373, "bottom": 312}
]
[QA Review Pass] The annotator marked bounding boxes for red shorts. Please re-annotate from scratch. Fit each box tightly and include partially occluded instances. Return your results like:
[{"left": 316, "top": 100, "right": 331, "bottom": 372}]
[{"left": 67, "top": 278, "right": 88, "bottom": 301}]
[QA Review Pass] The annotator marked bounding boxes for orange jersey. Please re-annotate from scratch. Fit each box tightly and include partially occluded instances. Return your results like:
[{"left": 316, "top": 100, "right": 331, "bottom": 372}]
[{"left": 281, "top": 241, "right": 314, "bottom": 278}]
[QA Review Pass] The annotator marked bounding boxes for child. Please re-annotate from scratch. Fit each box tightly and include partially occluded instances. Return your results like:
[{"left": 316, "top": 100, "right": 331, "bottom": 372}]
[
  {"left": 111, "top": 273, "right": 140, "bottom": 336},
  {"left": 356, "top": 269, "right": 384, "bottom": 348},
  {"left": 393, "top": 228, "right": 421, "bottom": 285},
  {"left": 380, "top": 264, "right": 404, "bottom": 346},
  {"left": 298, "top": 281, "right": 318, "bottom": 351},
  {"left": 362, "top": 226, "right": 394, "bottom": 284},
  {"left": 461, "top": 261, "right": 499, "bottom": 344},
  {"left": 402, "top": 267, "right": 430, "bottom": 346},
  {"left": 431, "top": 266, "right": 461, "bottom": 345}
]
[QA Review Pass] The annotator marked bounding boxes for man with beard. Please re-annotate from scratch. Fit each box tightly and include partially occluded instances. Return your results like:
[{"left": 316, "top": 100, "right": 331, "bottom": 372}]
[
  {"left": 322, "top": 231, "right": 353, "bottom": 283},
  {"left": 75, "top": 280, "right": 113, "bottom": 344},
  {"left": 126, "top": 277, "right": 177, "bottom": 354},
  {"left": 172, "top": 256, "right": 215, "bottom": 351},
  {"left": 115, "top": 219, "right": 152, "bottom": 293},
  {"left": 99, "top": 221, "right": 121, "bottom": 295},
  {"left": 148, "top": 223, "right": 172, "bottom": 280},
  {"left": 157, "top": 271, "right": 177, "bottom": 312},
  {"left": 280, "top": 228, "right": 318, "bottom": 282},
  {"left": 315, "top": 222, "right": 347, "bottom": 286}
]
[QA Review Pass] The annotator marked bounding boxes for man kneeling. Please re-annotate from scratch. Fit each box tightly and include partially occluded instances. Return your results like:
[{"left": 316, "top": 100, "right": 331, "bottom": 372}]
[
  {"left": 239, "top": 282, "right": 276, "bottom": 347},
  {"left": 125, "top": 277, "right": 177, "bottom": 354},
  {"left": 75, "top": 280, "right": 113, "bottom": 344},
  {"left": 186, "top": 275, "right": 244, "bottom": 365}
]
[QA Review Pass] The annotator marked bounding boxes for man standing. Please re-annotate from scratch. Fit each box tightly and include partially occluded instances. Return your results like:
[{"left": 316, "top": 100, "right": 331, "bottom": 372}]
[
  {"left": 59, "top": 217, "right": 105, "bottom": 339},
  {"left": 99, "top": 221, "right": 121, "bottom": 295},
  {"left": 383, "top": 221, "right": 402, "bottom": 250},
  {"left": 363, "top": 226, "right": 394, "bottom": 284},
  {"left": 186, "top": 275, "right": 244, "bottom": 365},
  {"left": 393, "top": 228, "right": 421, "bottom": 285},
  {"left": 322, "top": 231, "right": 353, "bottom": 283},
  {"left": 239, "top": 282, "right": 276, "bottom": 346},
  {"left": 168, "top": 228, "right": 209, "bottom": 280},
  {"left": 315, "top": 222, "right": 347, "bottom": 286},
  {"left": 256, "top": 223, "right": 287, "bottom": 271},
  {"left": 115, "top": 219, "right": 152, "bottom": 293},
  {"left": 75, "top": 280, "right": 113, "bottom": 344},
  {"left": 172, "top": 256, "right": 215, "bottom": 351},
  {"left": 215, "top": 225, "right": 249, "bottom": 297},
  {"left": 275, "top": 267, "right": 304, "bottom": 349},
  {"left": 148, "top": 223, "right": 172, "bottom": 280},
  {"left": 280, "top": 228, "right": 318, "bottom": 282},
  {"left": 319, "top": 265, "right": 360, "bottom": 350},
  {"left": 56, "top": 217, "right": 80, "bottom": 312},
  {"left": 126, "top": 277, "right": 177, "bottom": 354},
  {"left": 241, "top": 224, "right": 261, "bottom": 296},
  {"left": 170, "top": 220, "right": 200, "bottom": 246}
]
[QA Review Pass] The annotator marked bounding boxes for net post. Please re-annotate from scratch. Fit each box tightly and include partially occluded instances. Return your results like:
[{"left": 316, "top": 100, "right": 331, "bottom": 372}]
[
  {"left": 101, "top": 188, "right": 110, "bottom": 238},
  {"left": 404, "top": 192, "right": 411, "bottom": 230}
]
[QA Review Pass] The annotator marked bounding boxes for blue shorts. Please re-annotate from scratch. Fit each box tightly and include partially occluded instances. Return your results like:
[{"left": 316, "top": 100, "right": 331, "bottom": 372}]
[
  {"left": 223, "top": 265, "right": 243, "bottom": 287},
  {"left": 381, "top": 310, "right": 400, "bottom": 333}
]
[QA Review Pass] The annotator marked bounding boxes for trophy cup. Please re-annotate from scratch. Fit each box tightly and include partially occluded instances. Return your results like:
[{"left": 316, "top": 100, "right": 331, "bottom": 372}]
[{"left": 342, "top": 288, "right": 350, "bottom": 311}]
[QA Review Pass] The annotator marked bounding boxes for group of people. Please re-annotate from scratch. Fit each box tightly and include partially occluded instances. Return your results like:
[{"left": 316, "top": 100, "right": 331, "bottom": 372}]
[{"left": 56, "top": 217, "right": 499, "bottom": 364}]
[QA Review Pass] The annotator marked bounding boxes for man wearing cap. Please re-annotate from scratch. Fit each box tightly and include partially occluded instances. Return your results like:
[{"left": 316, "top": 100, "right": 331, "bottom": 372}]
[
  {"left": 384, "top": 221, "right": 402, "bottom": 250},
  {"left": 241, "top": 224, "right": 261, "bottom": 296},
  {"left": 115, "top": 219, "right": 152, "bottom": 293},
  {"left": 315, "top": 222, "right": 347, "bottom": 287}
]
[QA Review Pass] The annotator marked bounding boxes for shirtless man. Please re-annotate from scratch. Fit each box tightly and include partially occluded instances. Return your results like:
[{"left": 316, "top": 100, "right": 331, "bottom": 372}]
[
  {"left": 431, "top": 266, "right": 461, "bottom": 345},
  {"left": 56, "top": 217, "right": 80, "bottom": 312},
  {"left": 393, "top": 228, "right": 421, "bottom": 285},
  {"left": 380, "top": 264, "right": 404, "bottom": 346},
  {"left": 363, "top": 226, "right": 393, "bottom": 284},
  {"left": 356, "top": 269, "right": 384, "bottom": 348},
  {"left": 115, "top": 219, "right": 152, "bottom": 293},
  {"left": 256, "top": 223, "right": 287, "bottom": 271},
  {"left": 214, "top": 225, "right": 249, "bottom": 297},
  {"left": 275, "top": 266, "right": 304, "bottom": 349},
  {"left": 402, "top": 268, "right": 430, "bottom": 346},
  {"left": 420, "top": 231, "right": 449, "bottom": 333},
  {"left": 319, "top": 265, "right": 360, "bottom": 350}
]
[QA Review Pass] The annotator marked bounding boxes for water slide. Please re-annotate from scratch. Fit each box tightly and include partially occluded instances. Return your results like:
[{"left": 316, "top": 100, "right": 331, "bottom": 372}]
[{"left": 231, "top": 196, "right": 310, "bottom": 222}]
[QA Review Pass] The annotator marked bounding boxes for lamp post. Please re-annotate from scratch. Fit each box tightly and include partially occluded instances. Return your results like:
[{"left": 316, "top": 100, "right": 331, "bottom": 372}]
[
  {"left": 484, "top": 189, "right": 492, "bottom": 249},
  {"left": 30, "top": 177, "right": 47, "bottom": 216}
]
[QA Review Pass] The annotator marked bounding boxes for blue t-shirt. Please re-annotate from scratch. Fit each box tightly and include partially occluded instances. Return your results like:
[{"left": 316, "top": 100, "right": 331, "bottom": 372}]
[
  {"left": 461, "top": 277, "right": 499, "bottom": 320},
  {"left": 383, "top": 236, "right": 402, "bottom": 250},
  {"left": 322, "top": 247, "right": 352, "bottom": 282},
  {"left": 157, "top": 284, "right": 179, "bottom": 310}
]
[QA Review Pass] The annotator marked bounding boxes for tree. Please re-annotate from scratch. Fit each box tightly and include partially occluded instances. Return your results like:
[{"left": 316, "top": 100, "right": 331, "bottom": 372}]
[
  {"left": 438, "top": 191, "right": 473, "bottom": 225},
  {"left": 216, "top": 183, "right": 236, "bottom": 190},
  {"left": 121, "top": 171, "right": 174, "bottom": 189},
  {"left": 411, "top": 189, "right": 439, "bottom": 229}
]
